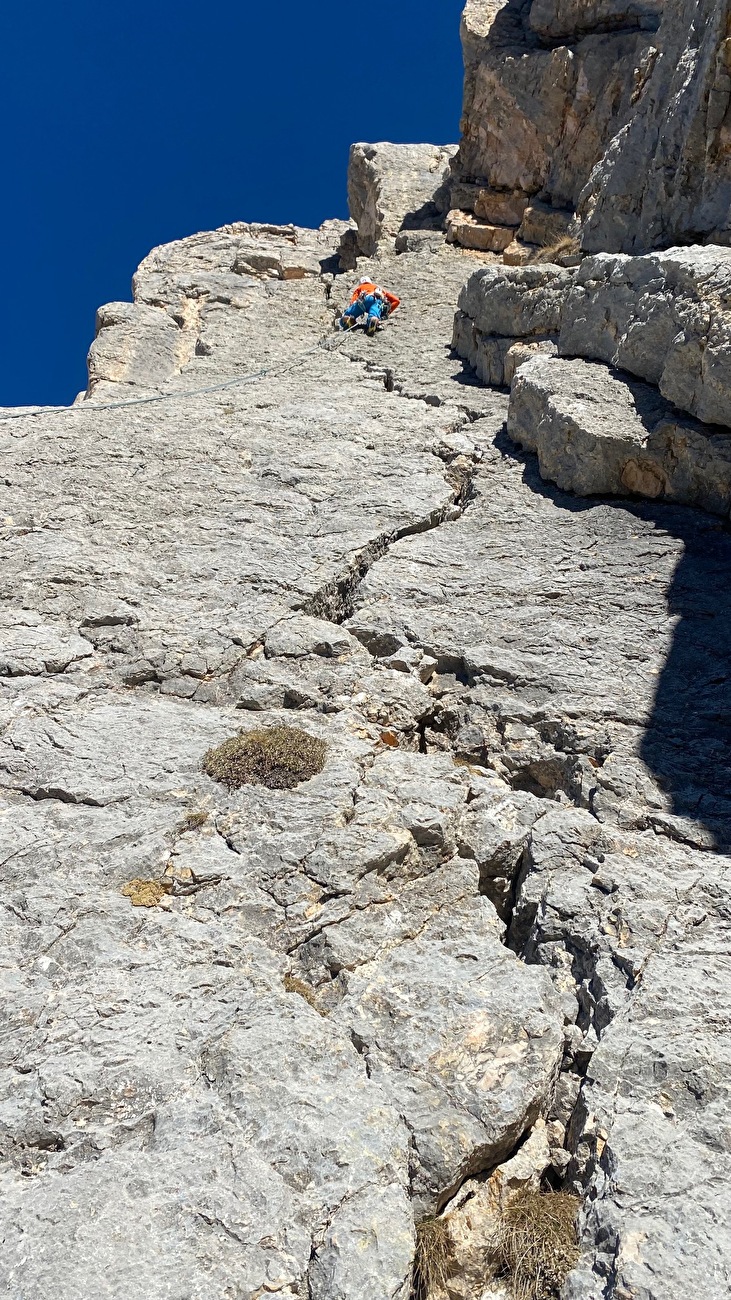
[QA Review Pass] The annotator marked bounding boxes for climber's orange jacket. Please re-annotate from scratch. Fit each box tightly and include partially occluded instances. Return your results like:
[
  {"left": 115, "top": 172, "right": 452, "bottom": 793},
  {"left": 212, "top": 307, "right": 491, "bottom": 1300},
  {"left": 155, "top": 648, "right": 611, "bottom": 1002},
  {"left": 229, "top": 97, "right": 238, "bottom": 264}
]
[{"left": 349, "top": 282, "right": 401, "bottom": 313}]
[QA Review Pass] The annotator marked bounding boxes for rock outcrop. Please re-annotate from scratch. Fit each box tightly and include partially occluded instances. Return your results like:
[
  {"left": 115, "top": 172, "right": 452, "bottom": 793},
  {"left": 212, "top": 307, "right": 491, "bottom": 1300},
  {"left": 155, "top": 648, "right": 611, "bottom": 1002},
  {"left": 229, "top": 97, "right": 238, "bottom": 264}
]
[
  {"left": 454, "top": 247, "right": 731, "bottom": 516},
  {"left": 448, "top": 0, "right": 731, "bottom": 257},
  {"left": 345, "top": 142, "right": 457, "bottom": 260}
]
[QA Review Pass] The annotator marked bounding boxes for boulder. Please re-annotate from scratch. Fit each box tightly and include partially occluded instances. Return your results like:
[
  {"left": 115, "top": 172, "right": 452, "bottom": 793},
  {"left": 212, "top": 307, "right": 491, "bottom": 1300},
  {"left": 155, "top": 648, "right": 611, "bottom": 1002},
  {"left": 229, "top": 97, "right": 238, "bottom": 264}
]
[
  {"left": 87, "top": 301, "right": 186, "bottom": 394},
  {"left": 458, "top": 263, "right": 573, "bottom": 338},
  {"left": 456, "top": 246, "right": 731, "bottom": 432},
  {"left": 502, "top": 239, "right": 540, "bottom": 266},
  {"left": 560, "top": 246, "right": 731, "bottom": 427},
  {"left": 347, "top": 142, "right": 457, "bottom": 258},
  {"left": 507, "top": 353, "right": 731, "bottom": 515}
]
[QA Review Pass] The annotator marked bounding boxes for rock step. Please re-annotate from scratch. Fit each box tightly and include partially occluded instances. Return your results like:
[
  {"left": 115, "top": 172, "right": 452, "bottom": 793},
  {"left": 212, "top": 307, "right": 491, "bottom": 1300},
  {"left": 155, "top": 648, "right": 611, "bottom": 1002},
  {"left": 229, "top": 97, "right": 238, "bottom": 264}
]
[{"left": 507, "top": 353, "right": 731, "bottom": 516}]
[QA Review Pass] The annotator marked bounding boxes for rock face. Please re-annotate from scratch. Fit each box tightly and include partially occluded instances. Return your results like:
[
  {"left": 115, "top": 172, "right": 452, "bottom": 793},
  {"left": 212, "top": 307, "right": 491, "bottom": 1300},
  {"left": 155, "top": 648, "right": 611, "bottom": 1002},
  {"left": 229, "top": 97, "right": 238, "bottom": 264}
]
[
  {"left": 508, "top": 354, "right": 731, "bottom": 516},
  {"left": 579, "top": 0, "right": 731, "bottom": 252},
  {"left": 5, "top": 10, "right": 731, "bottom": 1293},
  {"left": 449, "top": 0, "right": 731, "bottom": 255},
  {"left": 2, "top": 141, "right": 731, "bottom": 1295}
]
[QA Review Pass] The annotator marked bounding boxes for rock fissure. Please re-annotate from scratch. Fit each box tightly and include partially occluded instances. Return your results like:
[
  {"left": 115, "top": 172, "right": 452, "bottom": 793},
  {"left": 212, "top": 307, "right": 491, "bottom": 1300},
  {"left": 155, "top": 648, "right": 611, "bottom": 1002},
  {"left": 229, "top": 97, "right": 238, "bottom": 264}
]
[{"left": 4, "top": 23, "right": 731, "bottom": 1298}]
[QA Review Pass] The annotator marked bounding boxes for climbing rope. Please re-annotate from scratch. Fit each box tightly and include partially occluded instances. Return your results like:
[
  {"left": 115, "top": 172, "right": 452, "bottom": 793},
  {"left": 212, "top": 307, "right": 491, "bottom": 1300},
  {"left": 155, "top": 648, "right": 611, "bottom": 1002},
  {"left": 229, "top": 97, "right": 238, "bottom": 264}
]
[{"left": 0, "top": 330, "right": 351, "bottom": 427}]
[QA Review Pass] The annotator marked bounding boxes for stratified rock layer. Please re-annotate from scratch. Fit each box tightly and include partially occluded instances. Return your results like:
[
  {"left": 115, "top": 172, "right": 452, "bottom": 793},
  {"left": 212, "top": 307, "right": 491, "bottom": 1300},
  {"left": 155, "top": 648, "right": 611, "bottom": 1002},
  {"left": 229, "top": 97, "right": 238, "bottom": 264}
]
[{"left": 450, "top": 0, "right": 731, "bottom": 255}]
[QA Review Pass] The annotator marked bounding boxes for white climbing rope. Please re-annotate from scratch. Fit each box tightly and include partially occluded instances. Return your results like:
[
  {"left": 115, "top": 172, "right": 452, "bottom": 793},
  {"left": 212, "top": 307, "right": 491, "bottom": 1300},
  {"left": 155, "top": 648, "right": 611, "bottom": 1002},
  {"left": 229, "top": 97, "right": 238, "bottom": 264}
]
[{"left": 0, "top": 331, "right": 351, "bottom": 426}]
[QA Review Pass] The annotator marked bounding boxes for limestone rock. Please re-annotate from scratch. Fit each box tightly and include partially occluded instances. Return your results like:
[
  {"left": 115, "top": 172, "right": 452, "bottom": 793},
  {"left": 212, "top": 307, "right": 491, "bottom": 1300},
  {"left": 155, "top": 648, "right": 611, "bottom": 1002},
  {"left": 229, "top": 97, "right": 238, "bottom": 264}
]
[
  {"left": 446, "top": 209, "right": 515, "bottom": 252},
  {"left": 474, "top": 187, "right": 529, "bottom": 226},
  {"left": 458, "top": 263, "right": 573, "bottom": 338},
  {"left": 4, "top": 70, "right": 731, "bottom": 1297},
  {"left": 507, "top": 353, "right": 731, "bottom": 515},
  {"left": 528, "top": 0, "right": 662, "bottom": 42},
  {"left": 454, "top": 0, "right": 731, "bottom": 256},
  {"left": 502, "top": 238, "right": 540, "bottom": 266},
  {"left": 517, "top": 201, "right": 574, "bottom": 249},
  {"left": 560, "top": 246, "right": 731, "bottom": 427},
  {"left": 87, "top": 300, "right": 187, "bottom": 394},
  {"left": 578, "top": 0, "right": 731, "bottom": 252},
  {"left": 347, "top": 142, "right": 457, "bottom": 258},
  {"left": 452, "top": 309, "right": 558, "bottom": 386},
  {"left": 454, "top": 0, "right": 652, "bottom": 211},
  {"left": 340, "top": 903, "right": 565, "bottom": 1216}
]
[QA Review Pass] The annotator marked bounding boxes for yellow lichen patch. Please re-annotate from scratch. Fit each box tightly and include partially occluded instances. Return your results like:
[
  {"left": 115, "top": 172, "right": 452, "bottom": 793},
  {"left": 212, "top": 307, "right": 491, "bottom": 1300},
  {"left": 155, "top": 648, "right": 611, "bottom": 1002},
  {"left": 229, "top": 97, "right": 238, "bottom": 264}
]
[
  {"left": 121, "top": 878, "right": 173, "bottom": 908},
  {"left": 380, "top": 729, "right": 400, "bottom": 748}
]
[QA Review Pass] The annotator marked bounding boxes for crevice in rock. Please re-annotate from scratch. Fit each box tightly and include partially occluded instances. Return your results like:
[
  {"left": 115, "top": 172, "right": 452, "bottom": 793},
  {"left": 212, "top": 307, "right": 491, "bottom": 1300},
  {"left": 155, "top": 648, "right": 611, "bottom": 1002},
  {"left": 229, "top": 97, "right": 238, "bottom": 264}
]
[{"left": 301, "top": 464, "right": 478, "bottom": 626}]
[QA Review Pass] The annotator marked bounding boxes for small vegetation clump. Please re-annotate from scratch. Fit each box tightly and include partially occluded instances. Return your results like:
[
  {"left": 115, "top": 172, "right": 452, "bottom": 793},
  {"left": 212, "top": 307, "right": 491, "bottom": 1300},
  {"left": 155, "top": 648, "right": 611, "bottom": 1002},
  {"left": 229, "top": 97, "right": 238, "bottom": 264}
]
[
  {"left": 492, "top": 1188, "right": 581, "bottom": 1300},
  {"left": 283, "top": 973, "right": 326, "bottom": 1016},
  {"left": 177, "top": 809, "right": 209, "bottom": 833},
  {"left": 203, "top": 726, "right": 327, "bottom": 791},
  {"left": 532, "top": 235, "right": 582, "bottom": 266},
  {"left": 121, "top": 878, "right": 173, "bottom": 908},
  {"left": 413, "top": 1217, "right": 453, "bottom": 1300}
]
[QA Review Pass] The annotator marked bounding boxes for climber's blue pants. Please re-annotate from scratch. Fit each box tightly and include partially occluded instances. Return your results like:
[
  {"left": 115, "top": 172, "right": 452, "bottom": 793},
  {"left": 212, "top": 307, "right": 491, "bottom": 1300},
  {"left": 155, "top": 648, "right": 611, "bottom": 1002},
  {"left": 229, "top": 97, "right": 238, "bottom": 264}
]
[{"left": 343, "top": 294, "right": 387, "bottom": 325}]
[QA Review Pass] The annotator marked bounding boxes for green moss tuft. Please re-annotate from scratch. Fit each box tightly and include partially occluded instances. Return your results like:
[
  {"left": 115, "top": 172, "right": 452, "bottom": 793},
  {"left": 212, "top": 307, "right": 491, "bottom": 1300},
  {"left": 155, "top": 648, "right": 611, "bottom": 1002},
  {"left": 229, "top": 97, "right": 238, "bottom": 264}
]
[{"left": 203, "top": 726, "right": 327, "bottom": 791}]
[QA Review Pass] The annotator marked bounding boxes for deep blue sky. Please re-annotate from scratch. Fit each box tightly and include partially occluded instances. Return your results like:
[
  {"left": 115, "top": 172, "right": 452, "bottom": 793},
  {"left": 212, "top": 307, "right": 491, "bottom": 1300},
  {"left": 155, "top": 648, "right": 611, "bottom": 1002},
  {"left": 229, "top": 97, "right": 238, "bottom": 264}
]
[{"left": 1, "top": 1, "right": 465, "bottom": 406}]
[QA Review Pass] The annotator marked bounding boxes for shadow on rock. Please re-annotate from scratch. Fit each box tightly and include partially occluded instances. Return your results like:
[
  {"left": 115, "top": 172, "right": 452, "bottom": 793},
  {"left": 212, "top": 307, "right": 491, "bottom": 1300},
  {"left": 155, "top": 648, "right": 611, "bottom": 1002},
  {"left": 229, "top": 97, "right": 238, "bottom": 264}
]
[{"left": 496, "top": 427, "right": 731, "bottom": 850}]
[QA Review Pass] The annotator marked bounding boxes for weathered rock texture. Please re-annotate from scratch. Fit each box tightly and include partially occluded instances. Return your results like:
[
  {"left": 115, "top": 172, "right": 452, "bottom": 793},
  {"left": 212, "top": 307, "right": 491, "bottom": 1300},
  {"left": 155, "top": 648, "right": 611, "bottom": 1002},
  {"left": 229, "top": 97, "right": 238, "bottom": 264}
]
[
  {"left": 4, "top": 58, "right": 731, "bottom": 1300},
  {"left": 454, "top": 247, "right": 731, "bottom": 517},
  {"left": 346, "top": 142, "right": 457, "bottom": 259},
  {"left": 1, "top": 175, "right": 730, "bottom": 1300},
  {"left": 449, "top": 0, "right": 731, "bottom": 256}
]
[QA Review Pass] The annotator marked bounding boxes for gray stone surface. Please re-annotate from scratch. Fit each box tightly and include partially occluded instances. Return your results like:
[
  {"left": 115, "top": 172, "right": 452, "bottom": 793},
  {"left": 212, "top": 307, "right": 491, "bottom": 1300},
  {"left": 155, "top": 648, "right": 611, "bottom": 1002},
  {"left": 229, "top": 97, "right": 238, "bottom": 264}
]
[
  {"left": 453, "top": 0, "right": 731, "bottom": 256},
  {"left": 560, "top": 246, "right": 731, "bottom": 427},
  {"left": 454, "top": 246, "right": 731, "bottom": 521},
  {"left": 346, "top": 142, "right": 457, "bottom": 259},
  {"left": 458, "top": 262, "right": 573, "bottom": 338},
  {"left": 578, "top": 0, "right": 731, "bottom": 252},
  {"left": 508, "top": 353, "right": 731, "bottom": 516},
  {"left": 528, "top": 0, "right": 662, "bottom": 41},
  {"left": 4, "top": 116, "right": 731, "bottom": 1299},
  {"left": 0, "top": 211, "right": 565, "bottom": 1299},
  {"left": 453, "top": 0, "right": 652, "bottom": 212},
  {"left": 346, "top": 406, "right": 731, "bottom": 1296}
]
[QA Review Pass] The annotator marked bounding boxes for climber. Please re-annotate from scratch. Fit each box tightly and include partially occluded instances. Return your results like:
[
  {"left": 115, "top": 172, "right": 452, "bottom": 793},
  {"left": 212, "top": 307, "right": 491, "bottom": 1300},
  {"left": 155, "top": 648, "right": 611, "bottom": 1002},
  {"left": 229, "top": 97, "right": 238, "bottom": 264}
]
[{"left": 338, "top": 280, "right": 401, "bottom": 337}]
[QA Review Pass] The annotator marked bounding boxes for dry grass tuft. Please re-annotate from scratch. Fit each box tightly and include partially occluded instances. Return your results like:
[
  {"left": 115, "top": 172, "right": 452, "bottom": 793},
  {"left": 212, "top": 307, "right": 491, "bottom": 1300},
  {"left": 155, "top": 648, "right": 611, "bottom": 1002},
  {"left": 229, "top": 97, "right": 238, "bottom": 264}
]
[
  {"left": 492, "top": 1188, "right": 580, "bottom": 1300},
  {"left": 203, "top": 726, "right": 327, "bottom": 791},
  {"left": 121, "top": 878, "right": 173, "bottom": 908},
  {"left": 413, "top": 1216, "right": 453, "bottom": 1299},
  {"left": 178, "top": 809, "right": 209, "bottom": 833},
  {"left": 283, "top": 973, "right": 326, "bottom": 1015},
  {"left": 531, "top": 235, "right": 581, "bottom": 265}
]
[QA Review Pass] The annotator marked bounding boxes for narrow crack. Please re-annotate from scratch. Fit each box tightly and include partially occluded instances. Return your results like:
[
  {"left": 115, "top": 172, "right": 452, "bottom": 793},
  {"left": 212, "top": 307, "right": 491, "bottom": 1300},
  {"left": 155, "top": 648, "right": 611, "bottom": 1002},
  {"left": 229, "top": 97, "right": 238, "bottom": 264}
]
[{"left": 301, "top": 458, "right": 479, "bottom": 625}]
